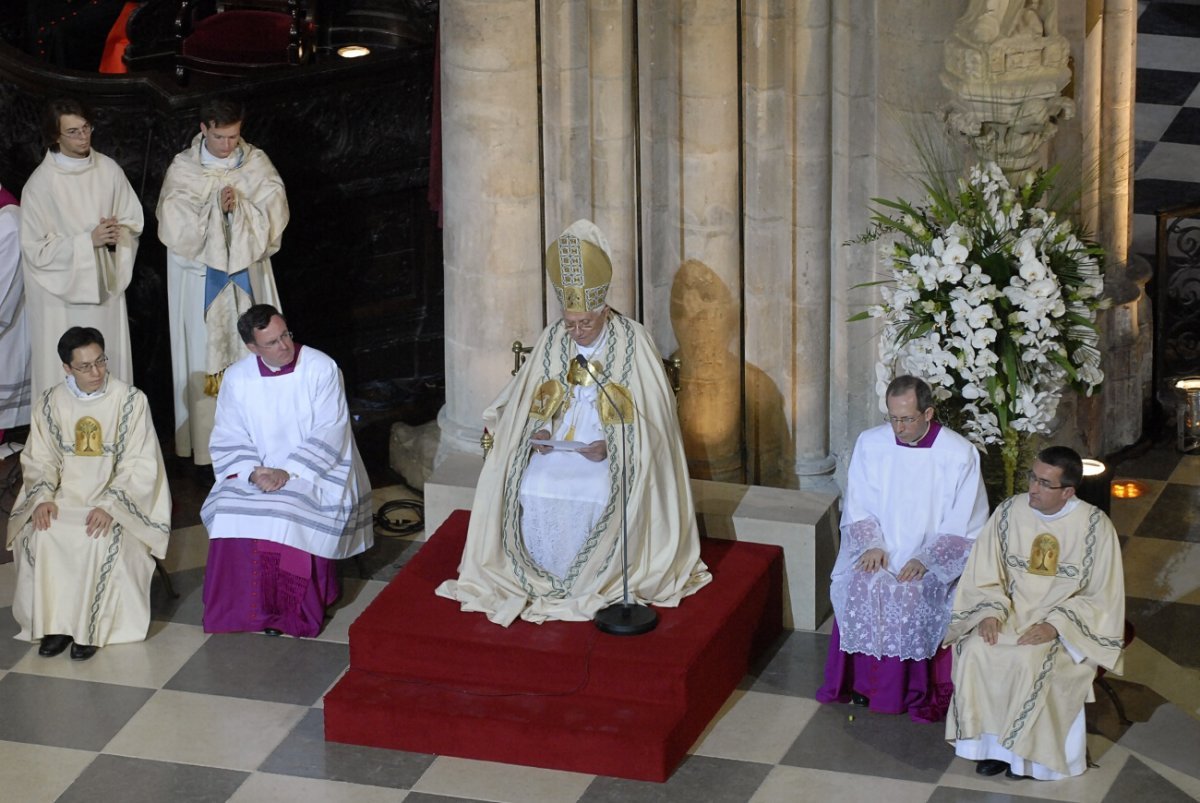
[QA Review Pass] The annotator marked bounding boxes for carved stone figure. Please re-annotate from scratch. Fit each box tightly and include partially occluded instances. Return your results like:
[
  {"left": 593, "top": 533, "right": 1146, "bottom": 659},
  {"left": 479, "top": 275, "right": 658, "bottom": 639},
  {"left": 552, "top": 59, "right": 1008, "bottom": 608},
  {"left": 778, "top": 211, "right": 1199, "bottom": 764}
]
[{"left": 943, "top": 0, "right": 1072, "bottom": 175}]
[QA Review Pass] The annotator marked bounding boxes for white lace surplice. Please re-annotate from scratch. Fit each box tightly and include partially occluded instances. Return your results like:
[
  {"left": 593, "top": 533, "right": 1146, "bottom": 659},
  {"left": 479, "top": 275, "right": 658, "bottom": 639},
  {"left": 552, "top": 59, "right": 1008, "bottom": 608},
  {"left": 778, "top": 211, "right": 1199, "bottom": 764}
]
[
  {"left": 829, "top": 424, "right": 988, "bottom": 661},
  {"left": 833, "top": 517, "right": 974, "bottom": 659}
]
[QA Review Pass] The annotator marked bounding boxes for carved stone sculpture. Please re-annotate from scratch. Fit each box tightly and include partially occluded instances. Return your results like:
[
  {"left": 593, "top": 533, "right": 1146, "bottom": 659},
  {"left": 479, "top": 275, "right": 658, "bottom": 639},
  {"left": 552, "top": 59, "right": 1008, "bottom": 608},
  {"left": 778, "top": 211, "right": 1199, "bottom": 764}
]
[{"left": 942, "top": 0, "right": 1073, "bottom": 175}]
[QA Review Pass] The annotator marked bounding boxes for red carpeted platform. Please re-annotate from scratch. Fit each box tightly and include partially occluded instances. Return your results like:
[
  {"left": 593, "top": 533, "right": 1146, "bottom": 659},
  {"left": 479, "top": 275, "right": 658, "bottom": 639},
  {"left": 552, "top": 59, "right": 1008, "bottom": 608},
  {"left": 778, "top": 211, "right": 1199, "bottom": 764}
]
[{"left": 324, "top": 510, "right": 783, "bottom": 782}]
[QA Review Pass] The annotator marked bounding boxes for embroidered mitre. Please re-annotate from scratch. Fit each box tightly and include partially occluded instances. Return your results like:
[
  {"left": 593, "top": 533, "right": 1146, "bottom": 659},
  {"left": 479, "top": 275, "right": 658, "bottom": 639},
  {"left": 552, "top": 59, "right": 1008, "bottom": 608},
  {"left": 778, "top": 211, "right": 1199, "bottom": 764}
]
[{"left": 545, "top": 219, "right": 613, "bottom": 313}]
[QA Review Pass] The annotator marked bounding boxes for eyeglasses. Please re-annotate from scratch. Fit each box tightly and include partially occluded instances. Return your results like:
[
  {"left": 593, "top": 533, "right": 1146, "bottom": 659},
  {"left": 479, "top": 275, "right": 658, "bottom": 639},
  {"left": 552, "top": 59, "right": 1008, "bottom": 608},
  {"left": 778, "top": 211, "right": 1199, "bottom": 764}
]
[
  {"left": 884, "top": 415, "right": 922, "bottom": 425},
  {"left": 70, "top": 354, "right": 109, "bottom": 374},
  {"left": 1027, "top": 470, "right": 1068, "bottom": 490},
  {"left": 564, "top": 319, "right": 601, "bottom": 334},
  {"left": 60, "top": 123, "right": 93, "bottom": 139},
  {"left": 258, "top": 330, "right": 294, "bottom": 349}
]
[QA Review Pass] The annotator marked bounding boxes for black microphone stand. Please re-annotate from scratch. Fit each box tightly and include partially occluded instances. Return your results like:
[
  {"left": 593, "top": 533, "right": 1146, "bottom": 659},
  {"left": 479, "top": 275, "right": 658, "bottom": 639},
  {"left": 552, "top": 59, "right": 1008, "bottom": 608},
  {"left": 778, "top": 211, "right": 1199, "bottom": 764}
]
[{"left": 575, "top": 354, "right": 657, "bottom": 636}]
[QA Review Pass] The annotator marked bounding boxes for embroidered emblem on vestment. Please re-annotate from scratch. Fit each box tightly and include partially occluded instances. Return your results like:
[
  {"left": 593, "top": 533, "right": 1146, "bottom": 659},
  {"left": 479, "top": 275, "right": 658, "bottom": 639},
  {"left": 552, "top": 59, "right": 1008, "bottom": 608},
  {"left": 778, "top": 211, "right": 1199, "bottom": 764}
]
[
  {"left": 74, "top": 416, "right": 103, "bottom": 456},
  {"left": 1027, "top": 533, "right": 1059, "bottom": 576}
]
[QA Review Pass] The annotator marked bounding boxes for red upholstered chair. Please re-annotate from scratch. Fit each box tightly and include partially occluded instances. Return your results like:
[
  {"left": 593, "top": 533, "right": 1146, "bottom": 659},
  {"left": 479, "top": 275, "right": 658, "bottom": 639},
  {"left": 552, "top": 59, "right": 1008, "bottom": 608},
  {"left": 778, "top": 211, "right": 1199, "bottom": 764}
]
[{"left": 174, "top": 0, "right": 313, "bottom": 83}]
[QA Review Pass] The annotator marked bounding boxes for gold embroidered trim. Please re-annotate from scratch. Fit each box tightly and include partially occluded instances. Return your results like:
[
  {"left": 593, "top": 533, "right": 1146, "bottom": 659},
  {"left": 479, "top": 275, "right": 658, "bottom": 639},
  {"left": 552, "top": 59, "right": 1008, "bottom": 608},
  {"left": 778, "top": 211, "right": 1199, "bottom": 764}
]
[{"left": 529, "top": 381, "right": 565, "bottom": 422}]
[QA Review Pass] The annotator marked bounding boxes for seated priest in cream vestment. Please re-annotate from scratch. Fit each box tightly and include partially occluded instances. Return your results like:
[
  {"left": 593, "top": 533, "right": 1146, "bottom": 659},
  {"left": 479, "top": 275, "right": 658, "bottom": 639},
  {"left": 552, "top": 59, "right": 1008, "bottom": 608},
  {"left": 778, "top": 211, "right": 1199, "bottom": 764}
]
[
  {"left": 7, "top": 326, "right": 170, "bottom": 662},
  {"left": 437, "top": 219, "right": 711, "bottom": 626},
  {"left": 944, "top": 446, "right": 1125, "bottom": 781}
]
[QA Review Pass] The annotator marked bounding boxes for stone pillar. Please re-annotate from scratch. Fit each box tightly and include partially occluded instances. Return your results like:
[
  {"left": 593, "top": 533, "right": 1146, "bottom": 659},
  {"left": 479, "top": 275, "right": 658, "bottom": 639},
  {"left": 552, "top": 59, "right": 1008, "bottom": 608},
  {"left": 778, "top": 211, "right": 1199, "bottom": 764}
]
[
  {"left": 1095, "top": 0, "right": 1146, "bottom": 454},
  {"left": 541, "top": 0, "right": 590, "bottom": 305},
  {"left": 828, "top": 0, "right": 881, "bottom": 486},
  {"left": 830, "top": 1, "right": 963, "bottom": 485},
  {"left": 666, "top": 1, "right": 744, "bottom": 483},
  {"left": 541, "top": 2, "right": 637, "bottom": 316},
  {"left": 437, "top": 0, "right": 544, "bottom": 459},
  {"left": 743, "top": 0, "right": 834, "bottom": 488},
  {"left": 588, "top": 0, "right": 638, "bottom": 316}
]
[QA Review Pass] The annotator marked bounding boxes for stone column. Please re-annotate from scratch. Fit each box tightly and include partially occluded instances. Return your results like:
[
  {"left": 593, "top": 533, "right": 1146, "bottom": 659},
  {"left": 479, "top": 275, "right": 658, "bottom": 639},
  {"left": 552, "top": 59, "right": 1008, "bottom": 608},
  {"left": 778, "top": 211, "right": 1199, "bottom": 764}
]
[
  {"left": 589, "top": 0, "right": 638, "bottom": 316},
  {"left": 540, "top": 2, "right": 637, "bottom": 316},
  {"left": 437, "top": 0, "right": 544, "bottom": 459},
  {"left": 829, "top": 1, "right": 963, "bottom": 483},
  {"left": 743, "top": 0, "right": 834, "bottom": 488},
  {"left": 541, "top": 0, "right": 590, "bottom": 303},
  {"left": 829, "top": 0, "right": 883, "bottom": 485},
  {"left": 1095, "top": 0, "right": 1146, "bottom": 454},
  {"left": 666, "top": 2, "right": 743, "bottom": 483}
]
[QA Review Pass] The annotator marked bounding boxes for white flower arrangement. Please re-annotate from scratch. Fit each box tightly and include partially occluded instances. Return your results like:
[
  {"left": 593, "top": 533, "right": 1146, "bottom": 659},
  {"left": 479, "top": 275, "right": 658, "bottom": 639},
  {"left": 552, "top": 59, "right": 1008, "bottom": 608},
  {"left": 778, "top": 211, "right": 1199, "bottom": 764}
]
[{"left": 853, "top": 161, "right": 1107, "bottom": 451}]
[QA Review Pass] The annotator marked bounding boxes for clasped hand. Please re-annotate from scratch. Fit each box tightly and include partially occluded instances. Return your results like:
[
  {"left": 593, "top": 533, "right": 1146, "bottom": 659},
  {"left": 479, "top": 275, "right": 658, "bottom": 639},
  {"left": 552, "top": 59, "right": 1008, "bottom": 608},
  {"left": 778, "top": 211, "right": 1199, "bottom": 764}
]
[
  {"left": 91, "top": 216, "right": 121, "bottom": 248},
  {"left": 250, "top": 466, "right": 289, "bottom": 492},
  {"left": 855, "top": 548, "right": 926, "bottom": 582}
]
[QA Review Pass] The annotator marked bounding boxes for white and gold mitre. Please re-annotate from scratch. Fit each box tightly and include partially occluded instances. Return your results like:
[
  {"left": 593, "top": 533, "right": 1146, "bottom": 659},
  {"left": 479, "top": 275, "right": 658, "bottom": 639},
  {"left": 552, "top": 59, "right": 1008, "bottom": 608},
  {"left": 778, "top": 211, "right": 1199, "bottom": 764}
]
[{"left": 545, "top": 219, "right": 613, "bottom": 313}]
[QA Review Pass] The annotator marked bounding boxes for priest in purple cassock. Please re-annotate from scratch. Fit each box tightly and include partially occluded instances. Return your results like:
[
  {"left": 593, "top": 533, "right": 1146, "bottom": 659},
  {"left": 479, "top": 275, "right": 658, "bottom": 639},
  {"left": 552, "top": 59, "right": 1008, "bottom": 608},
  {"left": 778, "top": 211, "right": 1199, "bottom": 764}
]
[
  {"left": 817, "top": 375, "right": 989, "bottom": 721},
  {"left": 200, "top": 304, "right": 373, "bottom": 637}
]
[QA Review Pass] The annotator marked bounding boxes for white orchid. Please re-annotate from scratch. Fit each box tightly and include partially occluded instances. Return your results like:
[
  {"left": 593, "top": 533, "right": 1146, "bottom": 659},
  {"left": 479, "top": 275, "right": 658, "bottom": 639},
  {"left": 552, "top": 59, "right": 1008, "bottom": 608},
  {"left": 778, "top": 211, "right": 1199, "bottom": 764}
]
[{"left": 856, "top": 160, "right": 1107, "bottom": 448}]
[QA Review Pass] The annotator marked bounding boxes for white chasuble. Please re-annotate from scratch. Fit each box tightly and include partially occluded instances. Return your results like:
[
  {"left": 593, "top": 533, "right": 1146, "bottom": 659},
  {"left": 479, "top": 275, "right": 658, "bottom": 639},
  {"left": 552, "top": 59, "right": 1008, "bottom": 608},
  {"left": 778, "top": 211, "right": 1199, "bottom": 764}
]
[
  {"left": 7, "top": 377, "right": 170, "bottom": 646},
  {"left": 944, "top": 495, "right": 1126, "bottom": 777},
  {"left": 201, "top": 346, "right": 373, "bottom": 560},
  {"left": 20, "top": 150, "right": 142, "bottom": 397},
  {"left": 436, "top": 314, "right": 712, "bottom": 626},
  {"left": 157, "top": 136, "right": 288, "bottom": 464}
]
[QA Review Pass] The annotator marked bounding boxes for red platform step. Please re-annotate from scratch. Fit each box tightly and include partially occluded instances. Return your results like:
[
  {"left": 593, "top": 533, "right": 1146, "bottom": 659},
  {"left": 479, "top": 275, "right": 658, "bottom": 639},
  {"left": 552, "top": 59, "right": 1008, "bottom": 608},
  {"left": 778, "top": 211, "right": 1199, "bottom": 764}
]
[{"left": 324, "top": 510, "right": 783, "bottom": 782}]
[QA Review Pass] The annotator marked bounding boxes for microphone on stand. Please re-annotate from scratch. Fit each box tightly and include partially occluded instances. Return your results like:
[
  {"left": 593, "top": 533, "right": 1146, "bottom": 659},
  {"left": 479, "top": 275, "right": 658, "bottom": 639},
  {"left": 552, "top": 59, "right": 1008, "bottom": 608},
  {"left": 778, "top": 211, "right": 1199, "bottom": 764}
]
[{"left": 575, "top": 354, "right": 657, "bottom": 636}]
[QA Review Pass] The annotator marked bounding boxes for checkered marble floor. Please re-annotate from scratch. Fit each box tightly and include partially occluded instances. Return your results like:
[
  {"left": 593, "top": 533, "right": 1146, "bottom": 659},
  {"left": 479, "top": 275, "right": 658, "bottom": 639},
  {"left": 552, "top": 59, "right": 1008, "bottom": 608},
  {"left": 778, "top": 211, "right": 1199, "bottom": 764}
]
[
  {"left": 2, "top": 441, "right": 1199, "bottom": 803},
  {"left": 1132, "top": 1, "right": 1200, "bottom": 264}
]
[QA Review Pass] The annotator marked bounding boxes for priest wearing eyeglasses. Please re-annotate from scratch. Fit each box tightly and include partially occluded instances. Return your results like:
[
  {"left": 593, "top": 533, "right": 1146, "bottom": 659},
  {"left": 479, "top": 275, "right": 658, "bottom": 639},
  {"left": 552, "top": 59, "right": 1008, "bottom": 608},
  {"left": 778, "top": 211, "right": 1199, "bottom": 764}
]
[
  {"left": 817, "top": 375, "right": 989, "bottom": 721},
  {"left": 19, "top": 98, "right": 142, "bottom": 400},
  {"left": 200, "top": 304, "right": 372, "bottom": 638},
  {"left": 7, "top": 326, "right": 170, "bottom": 662},
  {"left": 944, "top": 446, "right": 1125, "bottom": 780},
  {"left": 436, "top": 219, "right": 711, "bottom": 626}
]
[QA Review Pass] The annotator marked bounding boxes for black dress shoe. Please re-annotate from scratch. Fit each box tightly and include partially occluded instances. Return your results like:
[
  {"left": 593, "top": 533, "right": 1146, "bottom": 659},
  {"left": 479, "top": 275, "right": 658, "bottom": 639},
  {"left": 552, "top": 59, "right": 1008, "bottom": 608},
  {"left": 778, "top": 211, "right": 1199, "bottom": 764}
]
[
  {"left": 975, "top": 759, "right": 1009, "bottom": 776},
  {"left": 38, "top": 634, "right": 72, "bottom": 657},
  {"left": 263, "top": 628, "right": 283, "bottom": 637},
  {"left": 69, "top": 643, "right": 98, "bottom": 661},
  {"left": 850, "top": 692, "right": 870, "bottom": 707},
  {"left": 1005, "top": 767, "right": 1029, "bottom": 780}
]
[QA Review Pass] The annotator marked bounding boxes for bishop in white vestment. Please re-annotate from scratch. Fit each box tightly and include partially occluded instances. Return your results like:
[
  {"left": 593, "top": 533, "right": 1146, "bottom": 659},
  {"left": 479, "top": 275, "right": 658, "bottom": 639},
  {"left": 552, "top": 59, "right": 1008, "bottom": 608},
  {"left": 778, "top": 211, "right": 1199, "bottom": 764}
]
[{"left": 436, "top": 220, "right": 711, "bottom": 626}]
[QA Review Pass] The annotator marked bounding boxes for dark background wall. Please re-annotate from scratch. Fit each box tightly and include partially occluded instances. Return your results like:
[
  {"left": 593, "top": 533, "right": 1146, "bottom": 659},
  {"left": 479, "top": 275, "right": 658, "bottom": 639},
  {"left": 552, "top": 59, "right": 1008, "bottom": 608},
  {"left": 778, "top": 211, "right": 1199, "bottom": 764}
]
[{"left": 0, "top": 1, "right": 444, "bottom": 469}]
